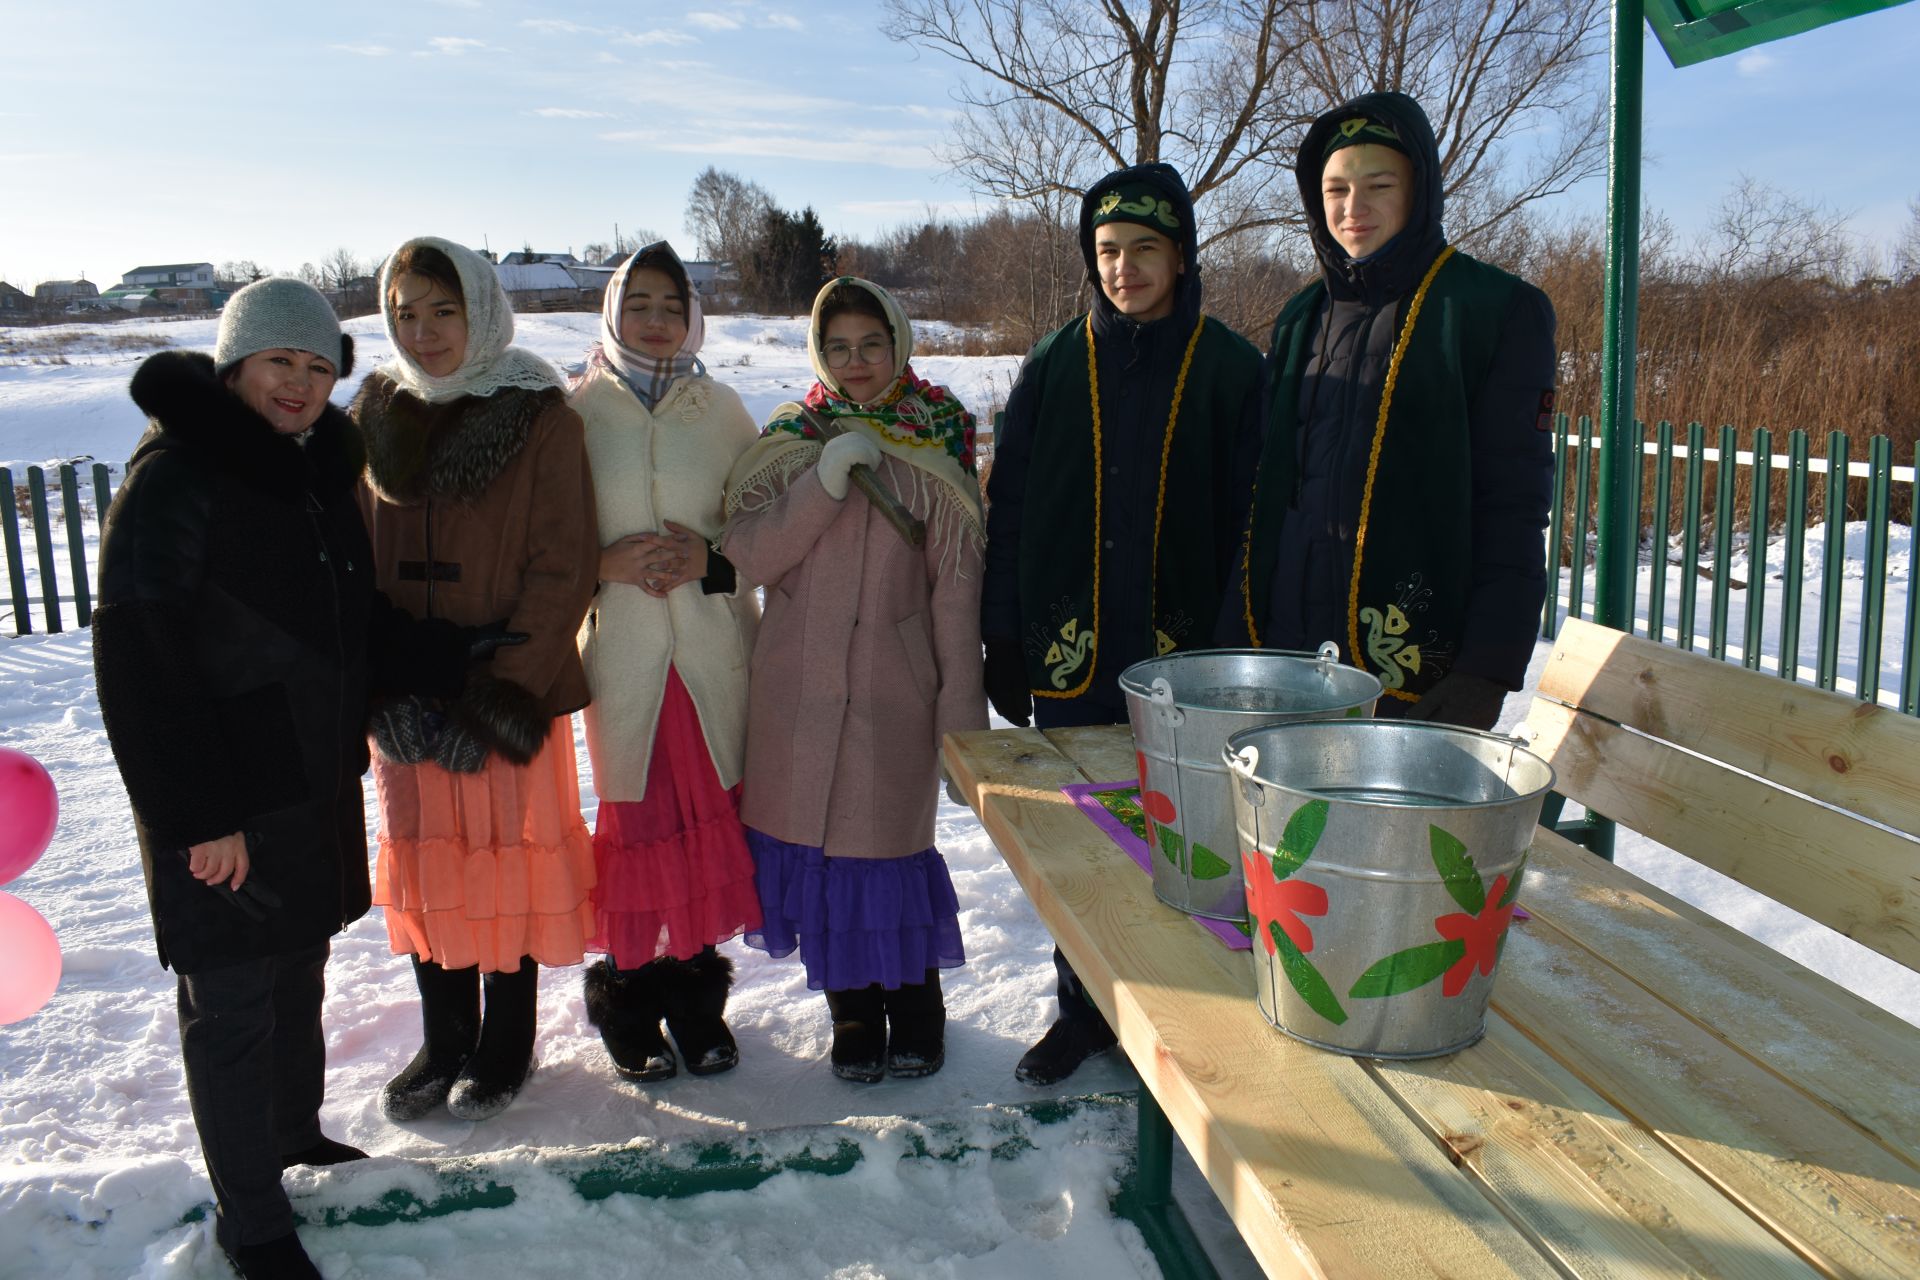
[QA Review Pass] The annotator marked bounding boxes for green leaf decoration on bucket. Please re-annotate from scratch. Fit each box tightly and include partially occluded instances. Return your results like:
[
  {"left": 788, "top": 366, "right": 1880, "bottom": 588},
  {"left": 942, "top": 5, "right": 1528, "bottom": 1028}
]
[
  {"left": 1273, "top": 922, "right": 1347, "bottom": 1025},
  {"left": 1348, "top": 939, "right": 1468, "bottom": 999},
  {"left": 1430, "top": 825, "right": 1486, "bottom": 914},
  {"left": 1272, "top": 799, "right": 1330, "bottom": 881},
  {"left": 1156, "top": 822, "right": 1185, "bottom": 869},
  {"left": 1190, "top": 842, "right": 1231, "bottom": 880}
]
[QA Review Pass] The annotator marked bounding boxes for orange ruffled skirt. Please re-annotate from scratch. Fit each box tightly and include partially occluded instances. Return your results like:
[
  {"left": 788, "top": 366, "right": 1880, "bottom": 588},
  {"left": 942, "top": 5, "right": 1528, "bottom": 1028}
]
[{"left": 372, "top": 715, "right": 596, "bottom": 973}]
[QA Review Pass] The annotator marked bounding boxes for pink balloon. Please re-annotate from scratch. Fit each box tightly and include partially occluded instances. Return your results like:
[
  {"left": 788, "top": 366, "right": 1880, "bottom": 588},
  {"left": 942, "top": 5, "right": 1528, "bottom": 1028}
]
[
  {"left": 0, "top": 892, "right": 60, "bottom": 1024},
  {"left": 0, "top": 747, "right": 58, "bottom": 885}
]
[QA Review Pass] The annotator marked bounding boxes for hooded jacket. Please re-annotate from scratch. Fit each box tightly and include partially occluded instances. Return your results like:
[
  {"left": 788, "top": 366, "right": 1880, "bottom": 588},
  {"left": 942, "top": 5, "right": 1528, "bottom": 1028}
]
[
  {"left": 982, "top": 163, "right": 1263, "bottom": 719},
  {"left": 94, "top": 350, "right": 459, "bottom": 972},
  {"left": 1229, "top": 91, "right": 1555, "bottom": 701}
]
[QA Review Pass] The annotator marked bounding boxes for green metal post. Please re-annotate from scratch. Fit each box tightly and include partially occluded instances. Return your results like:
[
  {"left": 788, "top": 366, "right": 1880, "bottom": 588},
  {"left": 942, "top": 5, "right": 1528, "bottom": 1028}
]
[
  {"left": 1780, "top": 431, "right": 1810, "bottom": 683},
  {"left": 1545, "top": 415, "right": 1567, "bottom": 638},
  {"left": 0, "top": 467, "right": 29, "bottom": 637},
  {"left": 1817, "top": 432, "right": 1849, "bottom": 691},
  {"left": 1859, "top": 434, "right": 1891, "bottom": 704},
  {"left": 1679, "top": 422, "right": 1705, "bottom": 651},
  {"left": 1905, "top": 443, "right": 1920, "bottom": 715},
  {"left": 1650, "top": 422, "right": 1674, "bottom": 641},
  {"left": 1571, "top": 416, "right": 1594, "bottom": 622},
  {"left": 1709, "top": 425, "right": 1735, "bottom": 659},
  {"left": 26, "top": 467, "right": 61, "bottom": 634},
  {"left": 1744, "top": 428, "right": 1772, "bottom": 671},
  {"left": 59, "top": 464, "right": 91, "bottom": 628},
  {"left": 1115, "top": 1088, "right": 1217, "bottom": 1280},
  {"left": 92, "top": 463, "right": 114, "bottom": 536},
  {"left": 1594, "top": 0, "right": 1644, "bottom": 640},
  {"left": 1627, "top": 420, "right": 1647, "bottom": 634}
]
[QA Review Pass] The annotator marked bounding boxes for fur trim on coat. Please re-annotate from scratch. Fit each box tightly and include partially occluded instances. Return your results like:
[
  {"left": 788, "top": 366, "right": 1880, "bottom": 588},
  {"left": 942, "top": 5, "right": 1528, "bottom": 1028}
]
[{"left": 354, "top": 371, "right": 562, "bottom": 506}]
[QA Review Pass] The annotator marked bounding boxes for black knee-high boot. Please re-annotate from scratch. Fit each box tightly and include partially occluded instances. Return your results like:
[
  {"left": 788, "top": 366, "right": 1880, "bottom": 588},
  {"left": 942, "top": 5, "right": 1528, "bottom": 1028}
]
[
  {"left": 822, "top": 985, "right": 886, "bottom": 1084},
  {"left": 447, "top": 962, "right": 538, "bottom": 1121},
  {"left": 381, "top": 958, "right": 482, "bottom": 1122},
  {"left": 884, "top": 969, "right": 946, "bottom": 1079},
  {"left": 662, "top": 948, "right": 739, "bottom": 1077},
  {"left": 583, "top": 958, "right": 675, "bottom": 1082}
]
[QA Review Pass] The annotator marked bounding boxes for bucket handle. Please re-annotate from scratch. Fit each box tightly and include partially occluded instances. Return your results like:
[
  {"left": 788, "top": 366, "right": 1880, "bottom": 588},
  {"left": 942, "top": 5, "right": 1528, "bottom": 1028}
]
[
  {"left": 1228, "top": 744, "right": 1264, "bottom": 808},
  {"left": 1314, "top": 640, "right": 1340, "bottom": 671},
  {"left": 1148, "top": 677, "right": 1186, "bottom": 728}
]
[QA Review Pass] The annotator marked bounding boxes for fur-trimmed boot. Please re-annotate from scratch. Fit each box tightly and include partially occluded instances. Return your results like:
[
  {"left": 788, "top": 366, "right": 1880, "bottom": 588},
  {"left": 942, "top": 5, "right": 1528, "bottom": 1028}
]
[
  {"left": 583, "top": 958, "right": 675, "bottom": 1082},
  {"left": 661, "top": 947, "right": 739, "bottom": 1077},
  {"left": 822, "top": 985, "right": 886, "bottom": 1084},
  {"left": 447, "top": 963, "right": 538, "bottom": 1121},
  {"left": 884, "top": 969, "right": 946, "bottom": 1079},
  {"left": 381, "top": 958, "right": 481, "bottom": 1122}
]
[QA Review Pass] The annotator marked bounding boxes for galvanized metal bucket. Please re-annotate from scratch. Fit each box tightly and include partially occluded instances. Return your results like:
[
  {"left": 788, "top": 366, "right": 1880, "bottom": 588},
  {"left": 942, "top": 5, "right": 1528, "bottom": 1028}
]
[
  {"left": 1224, "top": 720, "right": 1554, "bottom": 1059},
  {"left": 1119, "top": 646, "right": 1381, "bottom": 921}
]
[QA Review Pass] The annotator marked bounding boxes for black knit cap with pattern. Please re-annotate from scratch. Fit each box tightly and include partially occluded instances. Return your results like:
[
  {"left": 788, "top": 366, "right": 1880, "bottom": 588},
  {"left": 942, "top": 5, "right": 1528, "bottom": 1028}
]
[
  {"left": 1088, "top": 181, "right": 1184, "bottom": 237},
  {"left": 1322, "top": 115, "right": 1410, "bottom": 159}
]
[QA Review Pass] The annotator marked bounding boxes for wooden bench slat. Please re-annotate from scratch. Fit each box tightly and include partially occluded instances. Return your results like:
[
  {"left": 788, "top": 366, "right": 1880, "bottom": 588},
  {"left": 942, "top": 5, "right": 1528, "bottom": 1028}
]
[
  {"left": 1519, "top": 826, "right": 1920, "bottom": 1165},
  {"left": 1491, "top": 909, "right": 1920, "bottom": 1279},
  {"left": 1370, "top": 1021, "right": 1824, "bottom": 1279},
  {"left": 1529, "top": 698, "right": 1920, "bottom": 971},
  {"left": 1538, "top": 619, "right": 1920, "bottom": 837},
  {"left": 945, "top": 728, "right": 1563, "bottom": 1280}
]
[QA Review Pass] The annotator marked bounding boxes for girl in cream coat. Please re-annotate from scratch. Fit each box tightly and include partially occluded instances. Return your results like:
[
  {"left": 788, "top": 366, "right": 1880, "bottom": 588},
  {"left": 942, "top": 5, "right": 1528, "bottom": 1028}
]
[{"left": 572, "top": 242, "right": 761, "bottom": 1081}]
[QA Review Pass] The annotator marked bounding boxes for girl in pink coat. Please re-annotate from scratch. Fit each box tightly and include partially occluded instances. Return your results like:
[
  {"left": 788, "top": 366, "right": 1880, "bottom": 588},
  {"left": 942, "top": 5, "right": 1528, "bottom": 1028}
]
[{"left": 721, "top": 277, "right": 987, "bottom": 1082}]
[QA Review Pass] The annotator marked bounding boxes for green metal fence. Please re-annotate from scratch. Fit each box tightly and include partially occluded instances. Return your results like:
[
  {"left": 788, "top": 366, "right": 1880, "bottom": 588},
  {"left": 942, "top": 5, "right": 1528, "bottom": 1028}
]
[
  {"left": 1545, "top": 414, "right": 1918, "bottom": 711},
  {"left": 2, "top": 462, "right": 114, "bottom": 637}
]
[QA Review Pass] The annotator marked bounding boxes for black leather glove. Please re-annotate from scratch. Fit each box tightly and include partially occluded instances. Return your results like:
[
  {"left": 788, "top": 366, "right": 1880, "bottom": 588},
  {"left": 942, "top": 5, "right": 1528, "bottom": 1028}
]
[
  {"left": 1405, "top": 671, "right": 1508, "bottom": 731},
  {"left": 463, "top": 619, "right": 529, "bottom": 660},
  {"left": 983, "top": 638, "right": 1033, "bottom": 728}
]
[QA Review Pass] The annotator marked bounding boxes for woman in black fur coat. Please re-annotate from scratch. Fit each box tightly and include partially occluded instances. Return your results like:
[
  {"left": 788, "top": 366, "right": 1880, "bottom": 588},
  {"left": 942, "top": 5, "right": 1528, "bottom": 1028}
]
[{"left": 93, "top": 279, "right": 490, "bottom": 1280}]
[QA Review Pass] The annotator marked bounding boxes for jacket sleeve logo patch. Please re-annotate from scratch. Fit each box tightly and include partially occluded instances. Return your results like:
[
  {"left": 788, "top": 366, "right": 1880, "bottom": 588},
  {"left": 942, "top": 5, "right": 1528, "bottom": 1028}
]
[{"left": 1534, "top": 389, "right": 1556, "bottom": 433}]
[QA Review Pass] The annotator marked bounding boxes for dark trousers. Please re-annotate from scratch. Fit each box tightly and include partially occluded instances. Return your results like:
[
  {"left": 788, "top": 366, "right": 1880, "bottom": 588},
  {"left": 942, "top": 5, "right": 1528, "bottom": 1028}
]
[
  {"left": 176, "top": 942, "right": 329, "bottom": 1249},
  {"left": 1034, "top": 695, "right": 1120, "bottom": 1031}
]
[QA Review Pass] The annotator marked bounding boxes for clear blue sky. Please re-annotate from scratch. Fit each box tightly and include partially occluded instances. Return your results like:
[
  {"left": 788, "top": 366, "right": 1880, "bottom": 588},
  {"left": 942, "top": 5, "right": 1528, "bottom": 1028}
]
[{"left": 0, "top": 0, "right": 1914, "bottom": 290}]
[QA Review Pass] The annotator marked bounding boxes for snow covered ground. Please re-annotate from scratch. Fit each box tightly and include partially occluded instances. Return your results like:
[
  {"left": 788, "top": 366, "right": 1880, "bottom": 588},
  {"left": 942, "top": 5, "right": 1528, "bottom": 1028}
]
[{"left": 0, "top": 311, "right": 1914, "bottom": 1280}]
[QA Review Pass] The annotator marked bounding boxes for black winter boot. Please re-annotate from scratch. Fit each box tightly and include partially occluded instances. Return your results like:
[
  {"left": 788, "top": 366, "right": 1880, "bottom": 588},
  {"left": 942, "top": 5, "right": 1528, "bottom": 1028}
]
[
  {"left": 222, "top": 1230, "right": 323, "bottom": 1280},
  {"left": 662, "top": 948, "right": 739, "bottom": 1076},
  {"left": 280, "top": 1135, "right": 368, "bottom": 1170},
  {"left": 823, "top": 985, "right": 886, "bottom": 1083},
  {"left": 583, "top": 958, "right": 675, "bottom": 1082},
  {"left": 1014, "top": 1016, "right": 1119, "bottom": 1086},
  {"left": 381, "top": 958, "right": 481, "bottom": 1122},
  {"left": 447, "top": 963, "right": 538, "bottom": 1121},
  {"left": 884, "top": 970, "right": 946, "bottom": 1079}
]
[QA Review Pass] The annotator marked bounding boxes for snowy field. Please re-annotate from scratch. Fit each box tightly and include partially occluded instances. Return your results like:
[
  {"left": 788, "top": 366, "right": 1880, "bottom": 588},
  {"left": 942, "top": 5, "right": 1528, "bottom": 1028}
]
[{"left": 1, "top": 311, "right": 1915, "bottom": 1280}]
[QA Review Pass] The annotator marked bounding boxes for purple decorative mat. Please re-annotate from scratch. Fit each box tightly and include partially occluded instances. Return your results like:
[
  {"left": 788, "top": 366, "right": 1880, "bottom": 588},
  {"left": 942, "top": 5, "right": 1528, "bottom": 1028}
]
[{"left": 1061, "top": 781, "right": 1253, "bottom": 952}]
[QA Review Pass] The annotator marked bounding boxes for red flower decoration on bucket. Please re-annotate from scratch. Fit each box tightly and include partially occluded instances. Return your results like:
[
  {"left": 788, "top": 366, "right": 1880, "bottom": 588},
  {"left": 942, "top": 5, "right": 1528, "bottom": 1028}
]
[
  {"left": 1431, "top": 873, "right": 1517, "bottom": 997},
  {"left": 1135, "top": 749, "right": 1176, "bottom": 824},
  {"left": 1242, "top": 850, "right": 1329, "bottom": 955}
]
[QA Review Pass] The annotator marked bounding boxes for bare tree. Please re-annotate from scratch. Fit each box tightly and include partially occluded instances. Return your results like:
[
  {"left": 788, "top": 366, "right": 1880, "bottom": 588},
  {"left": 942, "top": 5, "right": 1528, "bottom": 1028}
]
[
  {"left": 1703, "top": 177, "right": 1851, "bottom": 285},
  {"left": 885, "top": 0, "right": 1607, "bottom": 247},
  {"left": 684, "top": 168, "right": 776, "bottom": 265},
  {"left": 219, "top": 260, "right": 269, "bottom": 284},
  {"left": 319, "top": 247, "right": 365, "bottom": 292},
  {"left": 1893, "top": 197, "right": 1920, "bottom": 285}
]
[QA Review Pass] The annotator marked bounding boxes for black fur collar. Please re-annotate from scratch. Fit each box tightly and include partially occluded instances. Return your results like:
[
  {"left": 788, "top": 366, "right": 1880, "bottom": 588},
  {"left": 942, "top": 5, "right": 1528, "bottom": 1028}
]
[
  {"left": 127, "top": 350, "right": 366, "bottom": 500},
  {"left": 352, "top": 373, "right": 559, "bottom": 506}
]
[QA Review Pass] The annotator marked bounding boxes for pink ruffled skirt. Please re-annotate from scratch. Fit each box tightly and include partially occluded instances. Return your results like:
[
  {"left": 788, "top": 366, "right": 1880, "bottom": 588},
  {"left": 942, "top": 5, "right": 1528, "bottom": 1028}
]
[{"left": 588, "top": 666, "right": 760, "bottom": 969}]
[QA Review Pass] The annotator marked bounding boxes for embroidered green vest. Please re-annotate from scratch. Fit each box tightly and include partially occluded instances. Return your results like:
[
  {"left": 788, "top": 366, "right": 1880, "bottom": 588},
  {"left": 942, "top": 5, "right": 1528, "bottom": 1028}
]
[
  {"left": 1241, "top": 250, "right": 1519, "bottom": 704},
  {"left": 1017, "top": 313, "right": 1262, "bottom": 697}
]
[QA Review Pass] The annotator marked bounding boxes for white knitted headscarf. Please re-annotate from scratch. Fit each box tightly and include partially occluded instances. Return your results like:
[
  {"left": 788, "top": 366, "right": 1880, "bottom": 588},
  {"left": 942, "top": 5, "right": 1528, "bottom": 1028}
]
[
  {"left": 596, "top": 240, "right": 705, "bottom": 410},
  {"left": 376, "top": 235, "right": 564, "bottom": 403}
]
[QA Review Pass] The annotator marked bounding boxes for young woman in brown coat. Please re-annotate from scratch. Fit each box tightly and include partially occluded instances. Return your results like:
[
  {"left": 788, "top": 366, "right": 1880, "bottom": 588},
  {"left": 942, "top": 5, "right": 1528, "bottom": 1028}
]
[{"left": 353, "top": 236, "right": 600, "bottom": 1123}]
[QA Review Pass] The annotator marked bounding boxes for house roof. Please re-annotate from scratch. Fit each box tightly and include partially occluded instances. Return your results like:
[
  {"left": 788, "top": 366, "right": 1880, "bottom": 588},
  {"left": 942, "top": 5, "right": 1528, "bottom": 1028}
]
[
  {"left": 0, "top": 282, "right": 27, "bottom": 297},
  {"left": 495, "top": 262, "right": 581, "bottom": 291},
  {"left": 124, "top": 263, "right": 214, "bottom": 275}
]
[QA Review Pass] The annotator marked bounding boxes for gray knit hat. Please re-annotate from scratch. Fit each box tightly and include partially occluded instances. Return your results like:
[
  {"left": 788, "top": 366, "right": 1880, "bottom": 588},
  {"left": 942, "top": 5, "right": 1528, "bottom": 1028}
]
[{"left": 213, "top": 278, "right": 353, "bottom": 377}]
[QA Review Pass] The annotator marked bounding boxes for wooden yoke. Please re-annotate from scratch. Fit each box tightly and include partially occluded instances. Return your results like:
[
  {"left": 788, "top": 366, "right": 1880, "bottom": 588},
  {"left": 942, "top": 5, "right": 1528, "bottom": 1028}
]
[{"left": 1524, "top": 617, "right": 1920, "bottom": 972}]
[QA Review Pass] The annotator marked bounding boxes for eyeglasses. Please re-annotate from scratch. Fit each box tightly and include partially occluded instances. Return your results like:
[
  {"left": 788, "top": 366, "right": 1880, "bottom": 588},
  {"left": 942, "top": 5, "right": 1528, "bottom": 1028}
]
[{"left": 823, "top": 338, "right": 893, "bottom": 369}]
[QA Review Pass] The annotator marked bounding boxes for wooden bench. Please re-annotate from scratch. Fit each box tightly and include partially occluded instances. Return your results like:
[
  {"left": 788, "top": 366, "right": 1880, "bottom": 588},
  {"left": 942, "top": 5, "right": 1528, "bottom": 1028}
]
[{"left": 944, "top": 618, "right": 1920, "bottom": 1279}]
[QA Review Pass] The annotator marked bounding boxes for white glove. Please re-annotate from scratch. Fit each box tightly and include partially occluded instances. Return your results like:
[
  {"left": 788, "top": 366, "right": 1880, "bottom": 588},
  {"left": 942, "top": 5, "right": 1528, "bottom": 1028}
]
[{"left": 816, "top": 433, "right": 882, "bottom": 501}]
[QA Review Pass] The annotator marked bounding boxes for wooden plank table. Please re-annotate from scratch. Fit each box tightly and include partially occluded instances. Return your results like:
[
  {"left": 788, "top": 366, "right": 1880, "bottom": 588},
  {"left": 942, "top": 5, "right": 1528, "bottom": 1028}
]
[{"left": 944, "top": 724, "right": 1920, "bottom": 1280}]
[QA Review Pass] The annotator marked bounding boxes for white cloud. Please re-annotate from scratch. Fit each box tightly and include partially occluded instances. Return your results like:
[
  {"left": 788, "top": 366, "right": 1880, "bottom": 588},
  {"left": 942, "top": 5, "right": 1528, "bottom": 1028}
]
[
  {"left": 533, "top": 107, "right": 614, "bottom": 119},
  {"left": 521, "top": 18, "right": 601, "bottom": 36},
  {"left": 763, "top": 13, "right": 802, "bottom": 30},
  {"left": 687, "top": 12, "right": 741, "bottom": 30},
  {"left": 1736, "top": 52, "right": 1778, "bottom": 77},
  {"left": 329, "top": 43, "right": 393, "bottom": 57},
  {"left": 617, "top": 29, "right": 699, "bottom": 47},
  {"left": 428, "top": 36, "right": 490, "bottom": 55}
]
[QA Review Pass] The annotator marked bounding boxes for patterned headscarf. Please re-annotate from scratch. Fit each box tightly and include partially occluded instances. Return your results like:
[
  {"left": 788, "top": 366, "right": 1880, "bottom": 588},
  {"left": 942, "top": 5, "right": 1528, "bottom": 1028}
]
[
  {"left": 376, "top": 235, "right": 564, "bottom": 404},
  {"left": 592, "top": 240, "right": 705, "bottom": 411}
]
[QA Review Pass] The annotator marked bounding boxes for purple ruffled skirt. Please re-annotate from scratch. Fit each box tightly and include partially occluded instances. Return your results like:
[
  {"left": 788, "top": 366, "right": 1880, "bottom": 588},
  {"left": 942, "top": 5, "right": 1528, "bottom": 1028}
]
[{"left": 744, "top": 829, "right": 967, "bottom": 991}]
